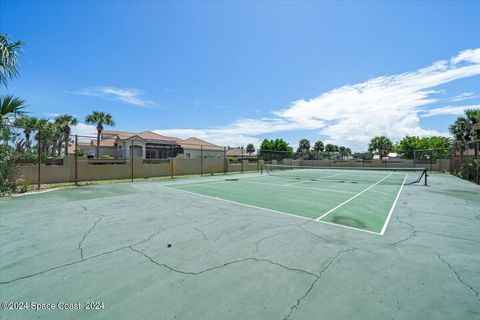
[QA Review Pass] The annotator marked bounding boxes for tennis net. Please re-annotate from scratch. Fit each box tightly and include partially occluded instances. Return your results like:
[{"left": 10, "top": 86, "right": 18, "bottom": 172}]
[{"left": 263, "top": 164, "right": 428, "bottom": 185}]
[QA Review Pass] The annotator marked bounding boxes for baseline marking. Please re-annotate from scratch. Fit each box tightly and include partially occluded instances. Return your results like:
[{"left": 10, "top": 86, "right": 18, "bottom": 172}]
[
  {"left": 316, "top": 173, "right": 393, "bottom": 221},
  {"left": 379, "top": 174, "right": 407, "bottom": 235},
  {"left": 158, "top": 185, "right": 381, "bottom": 235}
]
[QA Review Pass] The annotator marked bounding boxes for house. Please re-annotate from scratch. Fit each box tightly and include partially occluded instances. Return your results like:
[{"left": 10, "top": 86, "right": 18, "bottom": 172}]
[
  {"left": 73, "top": 130, "right": 223, "bottom": 159},
  {"left": 226, "top": 147, "right": 257, "bottom": 158},
  {"left": 179, "top": 137, "right": 224, "bottom": 158}
]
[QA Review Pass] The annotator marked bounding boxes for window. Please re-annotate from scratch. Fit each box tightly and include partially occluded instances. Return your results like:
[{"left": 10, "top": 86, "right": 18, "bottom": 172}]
[{"left": 146, "top": 149, "right": 156, "bottom": 159}]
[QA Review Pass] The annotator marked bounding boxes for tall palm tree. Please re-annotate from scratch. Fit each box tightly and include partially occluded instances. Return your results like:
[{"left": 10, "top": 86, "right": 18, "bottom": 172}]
[
  {"left": 368, "top": 136, "right": 393, "bottom": 159},
  {"left": 85, "top": 111, "right": 115, "bottom": 158},
  {"left": 55, "top": 114, "right": 78, "bottom": 156},
  {"left": 449, "top": 109, "right": 480, "bottom": 142},
  {"left": 0, "top": 33, "right": 24, "bottom": 87},
  {"left": 13, "top": 116, "right": 37, "bottom": 150}
]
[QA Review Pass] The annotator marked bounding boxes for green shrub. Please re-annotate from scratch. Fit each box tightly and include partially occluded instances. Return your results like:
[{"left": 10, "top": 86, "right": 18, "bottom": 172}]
[
  {"left": 100, "top": 155, "right": 113, "bottom": 160},
  {"left": 20, "top": 180, "right": 30, "bottom": 193},
  {"left": 0, "top": 144, "right": 19, "bottom": 196}
]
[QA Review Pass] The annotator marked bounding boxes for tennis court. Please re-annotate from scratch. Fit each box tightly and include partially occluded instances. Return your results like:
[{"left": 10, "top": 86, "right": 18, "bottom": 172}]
[
  {"left": 164, "top": 165, "right": 428, "bottom": 234},
  {"left": 1, "top": 171, "right": 479, "bottom": 320}
]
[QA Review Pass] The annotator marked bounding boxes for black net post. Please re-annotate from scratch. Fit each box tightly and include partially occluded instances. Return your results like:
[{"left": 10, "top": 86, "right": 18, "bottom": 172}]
[
  {"left": 241, "top": 146, "right": 244, "bottom": 173},
  {"left": 37, "top": 131, "right": 41, "bottom": 190},
  {"left": 74, "top": 134, "right": 79, "bottom": 186},
  {"left": 201, "top": 145, "right": 203, "bottom": 177},
  {"left": 131, "top": 140, "right": 134, "bottom": 182}
]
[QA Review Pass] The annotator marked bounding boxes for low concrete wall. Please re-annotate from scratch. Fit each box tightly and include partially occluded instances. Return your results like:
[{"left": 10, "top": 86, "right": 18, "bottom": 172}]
[{"left": 17, "top": 156, "right": 451, "bottom": 185}]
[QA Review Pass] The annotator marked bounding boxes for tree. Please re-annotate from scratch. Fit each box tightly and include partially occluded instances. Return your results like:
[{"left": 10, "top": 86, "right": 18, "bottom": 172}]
[
  {"left": 246, "top": 143, "right": 255, "bottom": 155},
  {"left": 297, "top": 139, "right": 310, "bottom": 154},
  {"left": 13, "top": 116, "right": 37, "bottom": 150},
  {"left": 313, "top": 141, "right": 324, "bottom": 152},
  {"left": 449, "top": 109, "right": 480, "bottom": 142},
  {"left": 396, "top": 136, "right": 452, "bottom": 160},
  {"left": 55, "top": 114, "right": 78, "bottom": 156},
  {"left": 324, "top": 144, "right": 337, "bottom": 153},
  {"left": 0, "top": 34, "right": 23, "bottom": 87},
  {"left": 0, "top": 95, "right": 26, "bottom": 125},
  {"left": 345, "top": 147, "right": 352, "bottom": 155},
  {"left": 85, "top": 111, "right": 115, "bottom": 158},
  {"left": 258, "top": 138, "right": 292, "bottom": 160},
  {"left": 368, "top": 136, "right": 393, "bottom": 159}
]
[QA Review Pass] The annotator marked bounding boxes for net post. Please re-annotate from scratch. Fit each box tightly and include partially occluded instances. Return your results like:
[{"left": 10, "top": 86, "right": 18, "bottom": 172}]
[
  {"left": 424, "top": 168, "right": 428, "bottom": 186},
  {"left": 74, "top": 134, "right": 78, "bottom": 186},
  {"left": 37, "top": 131, "right": 41, "bottom": 190},
  {"left": 201, "top": 145, "right": 203, "bottom": 177}
]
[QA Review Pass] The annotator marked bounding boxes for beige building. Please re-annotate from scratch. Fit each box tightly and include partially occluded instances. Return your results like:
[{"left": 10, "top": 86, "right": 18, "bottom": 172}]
[{"left": 73, "top": 130, "right": 223, "bottom": 159}]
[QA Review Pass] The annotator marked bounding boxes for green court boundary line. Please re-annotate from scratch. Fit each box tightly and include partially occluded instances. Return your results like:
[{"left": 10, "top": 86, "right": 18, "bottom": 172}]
[
  {"left": 379, "top": 175, "right": 407, "bottom": 235},
  {"left": 316, "top": 173, "right": 393, "bottom": 221},
  {"left": 158, "top": 185, "right": 381, "bottom": 235}
]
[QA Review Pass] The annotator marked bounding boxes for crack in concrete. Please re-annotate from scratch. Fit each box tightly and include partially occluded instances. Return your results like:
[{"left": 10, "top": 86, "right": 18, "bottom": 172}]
[
  {"left": 194, "top": 227, "right": 208, "bottom": 240},
  {"left": 435, "top": 252, "right": 479, "bottom": 299},
  {"left": 254, "top": 229, "right": 296, "bottom": 256},
  {"left": 128, "top": 246, "right": 321, "bottom": 278},
  {"left": 283, "top": 248, "right": 353, "bottom": 320},
  {"left": 78, "top": 217, "right": 103, "bottom": 260},
  {"left": 0, "top": 226, "right": 171, "bottom": 285}
]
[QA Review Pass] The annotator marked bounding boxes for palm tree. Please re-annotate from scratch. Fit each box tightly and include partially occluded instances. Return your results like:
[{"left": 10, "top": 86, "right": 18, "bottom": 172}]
[
  {"left": 0, "top": 95, "right": 26, "bottom": 125},
  {"left": 85, "top": 111, "right": 115, "bottom": 158},
  {"left": 368, "top": 136, "right": 393, "bottom": 159},
  {"left": 449, "top": 109, "right": 480, "bottom": 142},
  {"left": 13, "top": 116, "right": 37, "bottom": 150},
  {"left": 0, "top": 33, "right": 24, "bottom": 87},
  {"left": 55, "top": 114, "right": 78, "bottom": 156}
]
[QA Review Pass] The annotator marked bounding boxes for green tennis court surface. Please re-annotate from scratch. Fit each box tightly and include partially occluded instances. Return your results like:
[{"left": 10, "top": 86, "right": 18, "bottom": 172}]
[
  {"left": 165, "top": 166, "right": 425, "bottom": 234},
  {"left": 1, "top": 173, "right": 479, "bottom": 320}
]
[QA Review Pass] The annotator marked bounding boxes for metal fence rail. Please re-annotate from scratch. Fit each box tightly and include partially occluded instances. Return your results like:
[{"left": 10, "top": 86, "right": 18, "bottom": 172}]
[{"left": 3, "top": 124, "right": 478, "bottom": 191}]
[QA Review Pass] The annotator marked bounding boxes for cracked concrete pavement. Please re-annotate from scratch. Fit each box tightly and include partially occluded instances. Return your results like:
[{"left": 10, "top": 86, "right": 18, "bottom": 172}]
[{"left": 0, "top": 173, "right": 479, "bottom": 320}]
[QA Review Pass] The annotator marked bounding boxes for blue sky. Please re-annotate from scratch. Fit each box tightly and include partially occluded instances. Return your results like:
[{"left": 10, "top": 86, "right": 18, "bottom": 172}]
[{"left": 1, "top": 1, "right": 479, "bottom": 150}]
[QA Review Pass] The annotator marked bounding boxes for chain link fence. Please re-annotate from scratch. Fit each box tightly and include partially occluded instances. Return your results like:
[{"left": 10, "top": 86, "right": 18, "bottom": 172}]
[
  {"left": 2, "top": 126, "right": 263, "bottom": 192},
  {"left": 3, "top": 124, "right": 478, "bottom": 192},
  {"left": 451, "top": 139, "right": 480, "bottom": 184}
]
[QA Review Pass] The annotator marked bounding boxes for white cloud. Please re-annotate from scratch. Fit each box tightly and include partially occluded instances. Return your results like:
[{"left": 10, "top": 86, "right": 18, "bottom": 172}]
[
  {"left": 67, "top": 86, "right": 158, "bottom": 108},
  {"left": 71, "top": 122, "right": 98, "bottom": 139},
  {"left": 450, "top": 92, "right": 477, "bottom": 102},
  {"left": 421, "top": 105, "right": 478, "bottom": 117},
  {"left": 156, "top": 48, "right": 480, "bottom": 150}
]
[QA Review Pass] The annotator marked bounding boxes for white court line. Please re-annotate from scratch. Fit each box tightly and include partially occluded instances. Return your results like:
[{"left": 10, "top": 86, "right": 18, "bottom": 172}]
[
  {"left": 379, "top": 174, "right": 407, "bottom": 235},
  {"left": 316, "top": 173, "right": 393, "bottom": 221},
  {"left": 158, "top": 185, "right": 381, "bottom": 235},
  {"left": 283, "top": 173, "right": 343, "bottom": 186},
  {"left": 226, "top": 179, "right": 357, "bottom": 195},
  {"left": 168, "top": 177, "right": 357, "bottom": 195}
]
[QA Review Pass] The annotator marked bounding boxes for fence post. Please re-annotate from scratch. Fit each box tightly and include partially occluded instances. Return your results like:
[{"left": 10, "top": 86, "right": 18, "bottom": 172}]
[
  {"left": 37, "top": 131, "right": 41, "bottom": 190},
  {"left": 224, "top": 147, "right": 227, "bottom": 175},
  {"left": 74, "top": 135, "right": 78, "bottom": 186},
  {"left": 170, "top": 145, "right": 174, "bottom": 179},
  {"left": 241, "top": 146, "right": 244, "bottom": 173},
  {"left": 131, "top": 140, "right": 134, "bottom": 182},
  {"left": 413, "top": 150, "right": 416, "bottom": 168},
  {"left": 476, "top": 141, "right": 479, "bottom": 184},
  {"left": 201, "top": 145, "right": 203, "bottom": 177}
]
